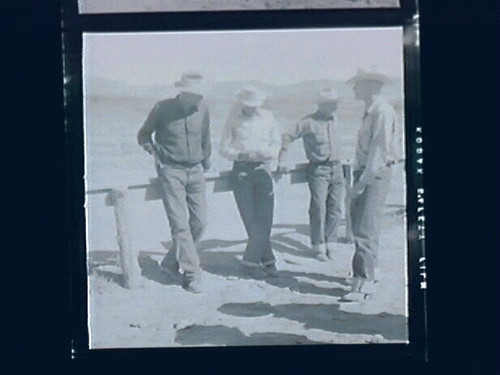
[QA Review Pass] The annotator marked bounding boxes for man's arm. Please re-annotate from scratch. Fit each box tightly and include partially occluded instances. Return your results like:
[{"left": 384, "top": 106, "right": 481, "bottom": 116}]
[
  {"left": 358, "top": 109, "right": 394, "bottom": 185},
  {"left": 219, "top": 105, "right": 241, "bottom": 161},
  {"left": 137, "top": 103, "right": 158, "bottom": 152},
  {"left": 278, "top": 120, "right": 307, "bottom": 171},
  {"left": 201, "top": 107, "right": 212, "bottom": 171}
]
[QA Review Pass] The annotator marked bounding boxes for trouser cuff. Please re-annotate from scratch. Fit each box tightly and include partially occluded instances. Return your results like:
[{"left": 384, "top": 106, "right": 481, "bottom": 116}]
[
  {"left": 261, "top": 259, "right": 276, "bottom": 266},
  {"left": 311, "top": 244, "right": 326, "bottom": 254},
  {"left": 241, "top": 259, "right": 261, "bottom": 267}
]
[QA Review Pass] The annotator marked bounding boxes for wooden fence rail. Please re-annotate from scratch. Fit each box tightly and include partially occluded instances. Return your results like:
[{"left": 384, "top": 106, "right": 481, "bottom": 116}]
[{"left": 86, "top": 163, "right": 354, "bottom": 289}]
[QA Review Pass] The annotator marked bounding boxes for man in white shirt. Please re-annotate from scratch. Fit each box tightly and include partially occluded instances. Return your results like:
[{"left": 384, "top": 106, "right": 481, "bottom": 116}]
[
  {"left": 343, "top": 68, "right": 399, "bottom": 301},
  {"left": 219, "top": 86, "right": 282, "bottom": 278}
]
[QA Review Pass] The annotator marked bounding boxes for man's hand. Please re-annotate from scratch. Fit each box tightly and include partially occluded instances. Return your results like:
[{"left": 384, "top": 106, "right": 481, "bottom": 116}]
[
  {"left": 349, "top": 181, "right": 367, "bottom": 198},
  {"left": 277, "top": 163, "right": 291, "bottom": 174},
  {"left": 238, "top": 152, "right": 259, "bottom": 161},
  {"left": 142, "top": 143, "right": 155, "bottom": 155},
  {"left": 202, "top": 159, "right": 211, "bottom": 172}
]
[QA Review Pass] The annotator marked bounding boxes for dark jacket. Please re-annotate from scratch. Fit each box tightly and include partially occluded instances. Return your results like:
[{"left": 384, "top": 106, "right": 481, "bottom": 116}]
[{"left": 137, "top": 97, "right": 211, "bottom": 169}]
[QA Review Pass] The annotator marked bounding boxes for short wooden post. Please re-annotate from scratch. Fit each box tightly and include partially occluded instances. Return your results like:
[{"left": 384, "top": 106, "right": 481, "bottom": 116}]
[
  {"left": 109, "top": 188, "right": 142, "bottom": 289},
  {"left": 343, "top": 164, "right": 354, "bottom": 244}
]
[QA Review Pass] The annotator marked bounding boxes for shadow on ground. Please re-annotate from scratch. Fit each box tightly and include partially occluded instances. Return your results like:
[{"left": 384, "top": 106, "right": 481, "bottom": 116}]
[
  {"left": 137, "top": 255, "right": 183, "bottom": 286},
  {"left": 217, "top": 302, "right": 407, "bottom": 342},
  {"left": 89, "top": 223, "right": 351, "bottom": 298},
  {"left": 195, "top": 224, "right": 350, "bottom": 296},
  {"left": 174, "top": 324, "right": 323, "bottom": 346}
]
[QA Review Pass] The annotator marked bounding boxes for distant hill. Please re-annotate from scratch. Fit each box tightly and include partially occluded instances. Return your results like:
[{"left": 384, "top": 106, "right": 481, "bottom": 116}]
[{"left": 86, "top": 76, "right": 402, "bottom": 102}]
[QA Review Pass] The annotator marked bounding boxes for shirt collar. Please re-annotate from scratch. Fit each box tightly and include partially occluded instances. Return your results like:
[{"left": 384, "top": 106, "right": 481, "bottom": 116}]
[
  {"left": 366, "top": 95, "right": 384, "bottom": 114},
  {"left": 312, "top": 111, "right": 335, "bottom": 122},
  {"left": 175, "top": 95, "right": 201, "bottom": 116},
  {"left": 241, "top": 107, "right": 263, "bottom": 118}
]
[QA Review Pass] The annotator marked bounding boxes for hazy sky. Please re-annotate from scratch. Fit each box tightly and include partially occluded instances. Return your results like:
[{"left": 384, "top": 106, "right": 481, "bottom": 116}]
[{"left": 83, "top": 27, "right": 403, "bottom": 86}]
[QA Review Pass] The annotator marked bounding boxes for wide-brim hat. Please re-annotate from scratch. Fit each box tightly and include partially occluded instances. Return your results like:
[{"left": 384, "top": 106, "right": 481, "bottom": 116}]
[
  {"left": 236, "top": 86, "right": 267, "bottom": 107},
  {"left": 174, "top": 72, "right": 205, "bottom": 95},
  {"left": 346, "top": 68, "right": 392, "bottom": 85},
  {"left": 314, "top": 88, "right": 340, "bottom": 103}
]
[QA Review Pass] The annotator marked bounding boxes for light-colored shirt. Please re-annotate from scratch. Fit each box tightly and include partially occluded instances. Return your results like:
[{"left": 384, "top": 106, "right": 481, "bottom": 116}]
[
  {"left": 279, "top": 112, "right": 342, "bottom": 164},
  {"left": 219, "top": 105, "right": 281, "bottom": 163},
  {"left": 354, "top": 96, "right": 398, "bottom": 184}
]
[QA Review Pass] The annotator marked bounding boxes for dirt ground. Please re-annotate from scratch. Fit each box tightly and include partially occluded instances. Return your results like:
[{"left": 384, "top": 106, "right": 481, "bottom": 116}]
[{"left": 87, "top": 164, "right": 408, "bottom": 349}]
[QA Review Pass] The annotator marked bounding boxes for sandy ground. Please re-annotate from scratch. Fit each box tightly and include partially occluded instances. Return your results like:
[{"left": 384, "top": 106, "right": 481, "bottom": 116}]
[
  {"left": 79, "top": 0, "right": 400, "bottom": 14},
  {"left": 87, "top": 164, "right": 408, "bottom": 349}
]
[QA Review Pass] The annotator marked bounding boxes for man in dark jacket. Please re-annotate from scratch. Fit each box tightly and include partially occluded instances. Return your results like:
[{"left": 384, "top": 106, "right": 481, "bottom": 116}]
[{"left": 137, "top": 72, "right": 211, "bottom": 293}]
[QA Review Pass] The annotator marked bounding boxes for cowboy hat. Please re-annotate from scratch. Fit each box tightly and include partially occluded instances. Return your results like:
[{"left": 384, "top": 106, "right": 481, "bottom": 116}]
[
  {"left": 314, "top": 88, "right": 340, "bottom": 103},
  {"left": 346, "top": 68, "right": 392, "bottom": 85},
  {"left": 236, "top": 86, "right": 267, "bottom": 107},
  {"left": 174, "top": 72, "right": 205, "bottom": 95}
]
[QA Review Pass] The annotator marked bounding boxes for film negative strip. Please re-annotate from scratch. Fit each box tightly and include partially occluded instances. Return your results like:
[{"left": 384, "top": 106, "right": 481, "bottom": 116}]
[{"left": 62, "top": 0, "right": 427, "bottom": 364}]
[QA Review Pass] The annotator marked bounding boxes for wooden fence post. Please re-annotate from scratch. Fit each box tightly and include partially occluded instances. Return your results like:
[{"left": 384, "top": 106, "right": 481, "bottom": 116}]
[
  {"left": 109, "top": 188, "right": 142, "bottom": 289},
  {"left": 343, "top": 164, "right": 354, "bottom": 244}
]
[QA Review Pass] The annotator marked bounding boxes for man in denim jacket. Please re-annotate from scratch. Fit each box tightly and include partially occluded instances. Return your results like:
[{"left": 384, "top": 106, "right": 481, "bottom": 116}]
[
  {"left": 278, "top": 88, "right": 345, "bottom": 262},
  {"left": 137, "top": 72, "right": 211, "bottom": 293}
]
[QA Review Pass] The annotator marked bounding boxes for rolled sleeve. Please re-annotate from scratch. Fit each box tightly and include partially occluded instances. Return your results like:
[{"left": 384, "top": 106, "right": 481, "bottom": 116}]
[
  {"left": 219, "top": 110, "right": 240, "bottom": 161},
  {"left": 278, "top": 121, "right": 306, "bottom": 164}
]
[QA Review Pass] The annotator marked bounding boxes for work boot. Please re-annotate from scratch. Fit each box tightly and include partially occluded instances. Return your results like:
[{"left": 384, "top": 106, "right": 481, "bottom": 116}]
[
  {"left": 183, "top": 272, "right": 202, "bottom": 293},
  {"left": 312, "top": 244, "right": 328, "bottom": 262},
  {"left": 340, "top": 291, "right": 372, "bottom": 302},
  {"left": 325, "top": 242, "right": 336, "bottom": 260},
  {"left": 263, "top": 263, "right": 279, "bottom": 278},
  {"left": 315, "top": 253, "right": 328, "bottom": 262},
  {"left": 240, "top": 263, "right": 268, "bottom": 280},
  {"left": 340, "top": 277, "right": 373, "bottom": 302},
  {"left": 350, "top": 277, "right": 365, "bottom": 293}
]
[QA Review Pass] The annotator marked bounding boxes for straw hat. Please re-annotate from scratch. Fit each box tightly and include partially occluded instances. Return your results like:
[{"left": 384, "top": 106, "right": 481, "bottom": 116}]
[
  {"left": 174, "top": 72, "right": 205, "bottom": 95},
  {"left": 236, "top": 86, "right": 267, "bottom": 107},
  {"left": 315, "top": 88, "right": 340, "bottom": 103}
]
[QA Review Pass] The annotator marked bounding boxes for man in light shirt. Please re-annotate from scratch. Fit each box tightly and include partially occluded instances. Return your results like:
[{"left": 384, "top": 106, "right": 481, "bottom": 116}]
[
  {"left": 343, "top": 68, "right": 399, "bottom": 302},
  {"left": 219, "top": 86, "right": 282, "bottom": 278},
  {"left": 137, "top": 72, "right": 211, "bottom": 293},
  {"left": 278, "top": 88, "right": 345, "bottom": 262}
]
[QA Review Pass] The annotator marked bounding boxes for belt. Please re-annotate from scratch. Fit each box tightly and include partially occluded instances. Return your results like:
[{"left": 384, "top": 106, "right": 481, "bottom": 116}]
[
  {"left": 234, "top": 160, "right": 265, "bottom": 167},
  {"left": 356, "top": 161, "right": 396, "bottom": 170},
  {"left": 310, "top": 160, "right": 341, "bottom": 166},
  {"left": 160, "top": 159, "right": 202, "bottom": 169}
]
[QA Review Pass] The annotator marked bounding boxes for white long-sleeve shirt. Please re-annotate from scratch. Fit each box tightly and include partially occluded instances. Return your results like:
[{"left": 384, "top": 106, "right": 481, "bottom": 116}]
[
  {"left": 355, "top": 97, "right": 399, "bottom": 184},
  {"left": 219, "top": 104, "right": 281, "bottom": 163}
]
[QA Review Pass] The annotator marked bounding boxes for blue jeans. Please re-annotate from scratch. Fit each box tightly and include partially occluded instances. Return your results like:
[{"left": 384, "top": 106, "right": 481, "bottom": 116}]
[
  {"left": 232, "top": 161, "right": 275, "bottom": 266},
  {"left": 350, "top": 166, "right": 392, "bottom": 281},
  {"left": 157, "top": 163, "right": 207, "bottom": 275},
  {"left": 307, "top": 162, "right": 345, "bottom": 247}
]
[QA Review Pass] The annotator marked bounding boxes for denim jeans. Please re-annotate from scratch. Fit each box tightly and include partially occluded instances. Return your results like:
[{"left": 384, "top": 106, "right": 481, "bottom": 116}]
[
  {"left": 232, "top": 161, "right": 275, "bottom": 266},
  {"left": 350, "top": 166, "right": 392, "bottom": 281},
  {"left": 157, "top": 163, "right": 207, "bottom": 275},
  {"left": 306, "top": 162, "right": 345, "bottom": 247}
]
